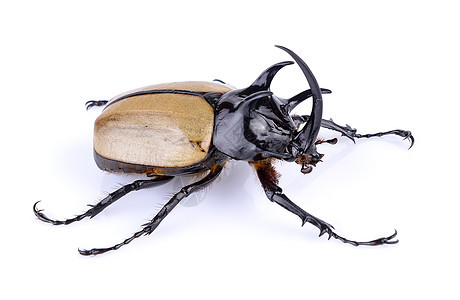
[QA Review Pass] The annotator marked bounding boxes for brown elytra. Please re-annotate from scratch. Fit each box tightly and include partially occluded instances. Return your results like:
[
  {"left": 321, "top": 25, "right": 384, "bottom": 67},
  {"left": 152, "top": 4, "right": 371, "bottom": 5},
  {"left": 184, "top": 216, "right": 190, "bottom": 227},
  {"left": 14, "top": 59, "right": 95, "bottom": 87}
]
[{"left": 93, "top": 81, "right": 233, "bottom": 174}]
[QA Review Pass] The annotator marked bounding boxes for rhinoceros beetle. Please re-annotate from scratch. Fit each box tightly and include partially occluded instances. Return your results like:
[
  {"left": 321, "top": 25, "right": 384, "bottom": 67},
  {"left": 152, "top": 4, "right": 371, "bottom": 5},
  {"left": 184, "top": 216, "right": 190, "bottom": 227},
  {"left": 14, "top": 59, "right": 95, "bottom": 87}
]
[{"left": 34, "top": 45, "right": 414, "bottom": 255}]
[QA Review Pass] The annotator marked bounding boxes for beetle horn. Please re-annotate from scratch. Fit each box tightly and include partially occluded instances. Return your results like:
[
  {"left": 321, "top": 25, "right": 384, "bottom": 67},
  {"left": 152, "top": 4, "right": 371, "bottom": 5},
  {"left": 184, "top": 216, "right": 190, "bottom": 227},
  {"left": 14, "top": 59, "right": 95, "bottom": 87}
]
[
  {"left": 275, "top": 45, "right": 323, "bottom": 164},
  {"left": 243, "top": 61, "right": 294, "bottom": 95},
  {"left": 282, "top": 88, "right": 332, "bottom": 112},
  {"left": 239, "top": 90, "right": 274, "bottom": 111},
  {"left": 244, "top": 90, "right": 273, "bottom": 102}
]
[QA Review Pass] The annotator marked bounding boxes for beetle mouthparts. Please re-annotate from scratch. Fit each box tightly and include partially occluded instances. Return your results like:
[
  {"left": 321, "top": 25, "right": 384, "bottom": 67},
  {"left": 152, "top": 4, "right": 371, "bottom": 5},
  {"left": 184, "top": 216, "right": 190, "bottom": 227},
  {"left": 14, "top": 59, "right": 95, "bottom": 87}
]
[
  {"left": 296, "top": 153, "right": 324, "bottom": 174},
  {"left": 301, "top": 164, "right": 313, "bottom": 174}
]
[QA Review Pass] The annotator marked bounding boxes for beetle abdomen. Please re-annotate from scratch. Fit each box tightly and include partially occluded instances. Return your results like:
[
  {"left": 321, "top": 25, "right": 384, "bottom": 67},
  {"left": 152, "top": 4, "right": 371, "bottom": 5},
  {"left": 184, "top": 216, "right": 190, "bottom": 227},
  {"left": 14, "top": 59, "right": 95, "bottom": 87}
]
[{"left": 94, "top": 82, "right": 232, "bottom": 171}]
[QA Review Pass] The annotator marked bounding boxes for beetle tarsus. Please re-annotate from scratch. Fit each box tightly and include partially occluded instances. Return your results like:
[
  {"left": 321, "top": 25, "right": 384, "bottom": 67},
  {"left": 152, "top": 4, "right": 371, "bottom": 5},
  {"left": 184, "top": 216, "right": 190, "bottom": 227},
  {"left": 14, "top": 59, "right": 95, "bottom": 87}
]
[
  {"left": 33, "top": 176, "right": 174, "bottom": 226},
  {"left": 79, "top": 247, "right": 112, "bottom": 256},
  {"left": 293, "top": 116, "right": 414, "bottom": 149},
  {"left": 252, "top": 160, "right": 398, "bottom": 247},
  {"left": 353, "top": 129, "right": 414, "bottom": 149},
  {"left": 85, "top": 100, "right": 108, "bottom": 110},
  {"left": 299, "top": 204, "right": 398, "bottom": 246},
  {"left": 33, "top": 201, "right": 91, "bottom": 225},
  {"left": 319, "top": 227, "right": 398, "bottom": 246},
  {"left": 77, "top": 165, "right": 224, "bottom": 255}
]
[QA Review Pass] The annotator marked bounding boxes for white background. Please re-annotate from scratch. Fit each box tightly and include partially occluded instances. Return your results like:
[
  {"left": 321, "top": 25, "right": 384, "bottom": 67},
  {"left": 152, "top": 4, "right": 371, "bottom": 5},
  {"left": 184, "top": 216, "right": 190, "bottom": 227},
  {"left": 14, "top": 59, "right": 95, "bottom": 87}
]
[{"left": 1, "top": 1, "right": 458, "bottom": 299}]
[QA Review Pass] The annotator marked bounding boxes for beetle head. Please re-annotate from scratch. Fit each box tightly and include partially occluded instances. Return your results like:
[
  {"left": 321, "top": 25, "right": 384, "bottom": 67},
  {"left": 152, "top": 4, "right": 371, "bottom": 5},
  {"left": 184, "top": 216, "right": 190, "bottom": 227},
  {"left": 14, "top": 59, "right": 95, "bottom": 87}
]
[{"left": 213, "top": 46, "right": 325, "bottom": 173}]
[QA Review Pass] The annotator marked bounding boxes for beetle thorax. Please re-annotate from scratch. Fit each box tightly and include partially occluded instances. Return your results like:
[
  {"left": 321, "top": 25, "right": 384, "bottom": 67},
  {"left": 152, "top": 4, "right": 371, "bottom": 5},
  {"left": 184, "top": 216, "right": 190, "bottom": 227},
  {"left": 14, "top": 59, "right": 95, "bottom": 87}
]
[{"left": 213, "top": 89, "right": 295, "bottom": 161}]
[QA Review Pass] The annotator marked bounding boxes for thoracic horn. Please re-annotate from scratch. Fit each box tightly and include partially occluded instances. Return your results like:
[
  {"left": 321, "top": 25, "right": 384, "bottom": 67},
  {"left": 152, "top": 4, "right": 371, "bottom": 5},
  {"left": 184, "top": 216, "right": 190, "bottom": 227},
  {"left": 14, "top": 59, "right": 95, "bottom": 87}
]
[{"left": 242, "top": 61, "right": 294, "bottom": 95}]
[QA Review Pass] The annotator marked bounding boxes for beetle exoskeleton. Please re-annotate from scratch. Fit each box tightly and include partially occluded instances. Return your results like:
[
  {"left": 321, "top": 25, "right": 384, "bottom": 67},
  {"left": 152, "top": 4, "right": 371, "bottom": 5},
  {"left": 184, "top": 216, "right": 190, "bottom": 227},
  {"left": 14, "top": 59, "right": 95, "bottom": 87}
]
[
  {"left": 34, "top": 46, "right": 414, "bottom": 255},
  {"left": 93, "top": 81, "right": 233, "bottom": 175}
]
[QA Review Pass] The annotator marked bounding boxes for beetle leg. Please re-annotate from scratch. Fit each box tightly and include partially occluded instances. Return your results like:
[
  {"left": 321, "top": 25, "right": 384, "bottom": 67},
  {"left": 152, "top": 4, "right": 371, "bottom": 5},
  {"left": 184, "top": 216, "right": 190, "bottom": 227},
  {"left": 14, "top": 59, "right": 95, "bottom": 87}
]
[
  {"left": 292, "top": 116, "right": 357, "bottom": 140},
  {"left": 33, "top": 176, "right": 174, "bottom": 225},
  {"left": 352, "top": 129, "right": 414, "bottom": 149},
  {"left": 213, "top": 79, "right": 227, "bottom": 84},
  {"left": 250, "top": 160, "right": 398, "bottom": 246},
  {"left": 85, "top": 100, "right": 108, "bottom": 110},
  {"left": 78, "top": 164, "right": 225, "bottom": 255},
  {"left": 292, "top": 116, "right": 414, "bottom": 149}
]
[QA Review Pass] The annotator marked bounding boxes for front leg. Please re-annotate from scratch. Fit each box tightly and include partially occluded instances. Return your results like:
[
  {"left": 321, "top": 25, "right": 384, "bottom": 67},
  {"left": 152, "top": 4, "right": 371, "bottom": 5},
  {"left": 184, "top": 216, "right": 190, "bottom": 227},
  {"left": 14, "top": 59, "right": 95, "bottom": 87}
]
[
  {"left": 292, "top": 115, "right": 414, "bottom": 149},
  {"left": 250, "top": 159, "right": 398, "bottom": 246}
]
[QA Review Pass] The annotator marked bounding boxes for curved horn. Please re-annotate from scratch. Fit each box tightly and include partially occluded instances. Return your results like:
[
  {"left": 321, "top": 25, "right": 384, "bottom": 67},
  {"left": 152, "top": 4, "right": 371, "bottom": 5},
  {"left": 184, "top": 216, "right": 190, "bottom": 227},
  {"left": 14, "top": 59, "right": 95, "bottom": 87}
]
[
  {"left": 244, "top": 90, "right": 273, "bottom": 102},
  {"left": 275, "top": 45, "right": 323, "bottom": 155},
  {"left": 282, "top": 88, "right": 331, "bottom": 112},
  {"left": 243, "top": 61, "right": 294, "bottom": 95}
]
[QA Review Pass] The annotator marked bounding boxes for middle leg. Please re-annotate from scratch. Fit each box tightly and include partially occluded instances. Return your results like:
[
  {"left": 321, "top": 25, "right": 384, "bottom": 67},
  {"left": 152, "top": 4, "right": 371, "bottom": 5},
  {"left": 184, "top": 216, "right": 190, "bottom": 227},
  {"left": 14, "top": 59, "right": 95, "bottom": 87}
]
[{"left": 78, "top": 164, "right": 225, "bottom": 255}]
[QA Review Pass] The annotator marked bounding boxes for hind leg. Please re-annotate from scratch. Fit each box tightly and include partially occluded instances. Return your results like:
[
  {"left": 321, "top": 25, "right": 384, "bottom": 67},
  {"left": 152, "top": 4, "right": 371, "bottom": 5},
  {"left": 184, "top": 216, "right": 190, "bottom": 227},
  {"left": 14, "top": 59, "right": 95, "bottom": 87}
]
[
  {"left": 79, "top": 164, "right": 225, "bottom": 255},
  {"left": 33, "top": 175, "right": 174, "bottom": 225}
]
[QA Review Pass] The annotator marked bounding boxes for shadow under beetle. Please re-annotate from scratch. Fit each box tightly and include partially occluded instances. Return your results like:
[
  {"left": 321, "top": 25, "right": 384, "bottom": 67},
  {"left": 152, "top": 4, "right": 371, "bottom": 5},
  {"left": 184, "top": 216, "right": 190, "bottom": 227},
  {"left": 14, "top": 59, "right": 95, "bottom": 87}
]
[{"left": 34, "top": 45, "right": 414, "bottom": 255}]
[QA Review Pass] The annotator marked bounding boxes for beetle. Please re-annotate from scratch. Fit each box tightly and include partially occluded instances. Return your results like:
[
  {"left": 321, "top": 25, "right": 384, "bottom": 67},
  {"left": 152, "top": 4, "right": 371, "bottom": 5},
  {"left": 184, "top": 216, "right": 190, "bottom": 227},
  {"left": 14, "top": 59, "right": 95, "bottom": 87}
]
[{"left": 34, "top": 45, "right": 414, "bottom": 255}]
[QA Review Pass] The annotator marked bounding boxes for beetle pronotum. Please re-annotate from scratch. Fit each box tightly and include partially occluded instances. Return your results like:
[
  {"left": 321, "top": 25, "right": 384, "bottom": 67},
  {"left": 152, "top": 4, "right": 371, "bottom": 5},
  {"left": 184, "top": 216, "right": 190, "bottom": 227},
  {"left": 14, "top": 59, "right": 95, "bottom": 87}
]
[{"left": 34, "top": 46, "right": 414, "bottom": 255}]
